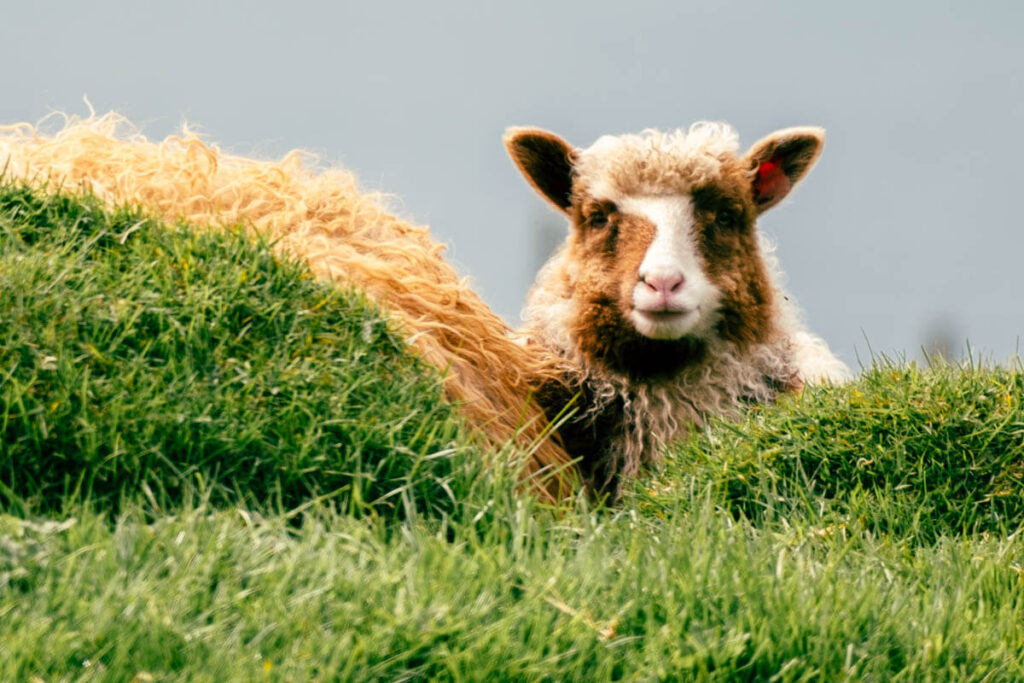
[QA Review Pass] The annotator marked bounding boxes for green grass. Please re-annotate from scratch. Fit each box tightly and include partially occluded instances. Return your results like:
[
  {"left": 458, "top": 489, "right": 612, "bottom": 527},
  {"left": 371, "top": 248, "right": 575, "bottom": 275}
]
[
  {"left": 649, "top": 361, "right": 1024, "bottom": 542},
  {"left": 2, "top": 182, "right": 1024, "bottom": 680},
  {"left": 0, "top": 181, "right": 480, "bottom": 521},
  {"left": 3, "top": 497, "right": 1024, "bottom": 680}
]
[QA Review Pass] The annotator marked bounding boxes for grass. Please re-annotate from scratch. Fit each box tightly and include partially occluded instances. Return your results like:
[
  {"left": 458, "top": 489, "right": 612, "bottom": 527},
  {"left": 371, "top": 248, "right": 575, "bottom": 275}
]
[
  {"left": 649, "top": 361, "right": 1024, "bottom": 541},
  {"left": 0, "top": 181, "right": 480, "bottom": 521},
  {"left": 3, "top": 497, "right": 1024, "bottom": 680},
  {"left": 2, "top": 182, "right": 1024, "bottom": 680}
]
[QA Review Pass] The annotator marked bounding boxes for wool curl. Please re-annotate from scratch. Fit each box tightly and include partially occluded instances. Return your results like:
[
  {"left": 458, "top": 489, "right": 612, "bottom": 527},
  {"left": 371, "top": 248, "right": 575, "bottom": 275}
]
[
  {"left": 0, "top": 112, "right": 576, "bottom": 500},
  {"left": 574, "top": 122, "right": 740, "bottom": 197}
]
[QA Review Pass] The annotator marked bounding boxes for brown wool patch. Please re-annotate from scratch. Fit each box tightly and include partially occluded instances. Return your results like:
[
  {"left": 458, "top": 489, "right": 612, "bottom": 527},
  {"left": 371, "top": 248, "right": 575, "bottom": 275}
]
[
  {"left": 534, "top": 375, "right": 626, "bottom": 495},
  {"left": 691, "top": 159, "right": 776, "bottom": 348},
  {"left": 576, "top": 304, "right": 709, "bottom": 381}
]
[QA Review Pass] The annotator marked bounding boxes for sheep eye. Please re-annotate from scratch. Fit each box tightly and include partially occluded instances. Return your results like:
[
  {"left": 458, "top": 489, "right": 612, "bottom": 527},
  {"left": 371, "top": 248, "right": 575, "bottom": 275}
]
[
  {"left": 716, "top": 207, "right": 741, "bottom": 229},
  {"left": 585, "top": 201, "right": 616, "bottom": 229}
]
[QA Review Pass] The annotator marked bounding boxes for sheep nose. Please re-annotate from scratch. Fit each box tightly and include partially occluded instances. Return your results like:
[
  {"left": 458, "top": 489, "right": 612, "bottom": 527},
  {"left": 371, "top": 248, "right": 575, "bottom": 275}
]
[{"left": 641, "top": 271, "right": 686, "bottom": 295}]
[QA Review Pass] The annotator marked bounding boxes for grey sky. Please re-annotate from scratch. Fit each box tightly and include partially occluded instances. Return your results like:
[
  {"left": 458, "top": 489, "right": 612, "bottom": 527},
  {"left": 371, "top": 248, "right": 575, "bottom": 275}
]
[{"left": 3, "top": 1, "right": 1022, "bottom": 367}]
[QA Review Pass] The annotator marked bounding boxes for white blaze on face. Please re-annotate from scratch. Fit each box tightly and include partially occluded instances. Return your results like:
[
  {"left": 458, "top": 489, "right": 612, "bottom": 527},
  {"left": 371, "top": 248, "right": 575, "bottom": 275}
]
[{"left": 618, "top": 195, "right": 721, "bottom": 340}]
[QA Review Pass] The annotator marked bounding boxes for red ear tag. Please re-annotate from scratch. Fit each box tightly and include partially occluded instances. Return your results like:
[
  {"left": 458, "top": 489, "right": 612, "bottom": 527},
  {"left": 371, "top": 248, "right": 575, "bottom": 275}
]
[
  {"left": 754, "top": 158, "right": 790, "bottom": 205},
  {"left": 757, "top": 159, "right": 781, "bottom": 180}
]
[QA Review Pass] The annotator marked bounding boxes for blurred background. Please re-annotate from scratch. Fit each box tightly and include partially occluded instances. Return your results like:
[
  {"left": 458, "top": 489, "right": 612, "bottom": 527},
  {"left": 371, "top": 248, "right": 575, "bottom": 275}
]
[{"left": 2, "top": 0, "right": 1022, "bottom": 369}]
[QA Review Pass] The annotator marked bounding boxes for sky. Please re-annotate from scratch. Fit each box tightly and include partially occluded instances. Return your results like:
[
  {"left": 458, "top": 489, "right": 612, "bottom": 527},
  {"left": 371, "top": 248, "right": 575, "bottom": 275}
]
[{"left": 2, "top": 0, "right": 1023, "bottom": 369}]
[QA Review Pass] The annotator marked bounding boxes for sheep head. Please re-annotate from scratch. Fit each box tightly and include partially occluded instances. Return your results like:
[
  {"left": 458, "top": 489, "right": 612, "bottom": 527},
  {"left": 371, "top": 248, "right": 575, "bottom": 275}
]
[{"left": 506, "top": 123, "right": 824, "bottom": 380}]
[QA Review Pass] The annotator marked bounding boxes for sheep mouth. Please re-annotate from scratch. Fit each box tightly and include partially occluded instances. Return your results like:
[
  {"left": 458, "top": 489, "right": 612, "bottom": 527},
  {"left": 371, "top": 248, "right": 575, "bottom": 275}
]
[
  {"left": 630, "top": 307, "right": 702, "bottom": 340},
  {"left": 633, "top": 306, "right": 695, "bottom": 322},
  {"left": 635, "top": 309, "right": 690, "bottom": 320}
]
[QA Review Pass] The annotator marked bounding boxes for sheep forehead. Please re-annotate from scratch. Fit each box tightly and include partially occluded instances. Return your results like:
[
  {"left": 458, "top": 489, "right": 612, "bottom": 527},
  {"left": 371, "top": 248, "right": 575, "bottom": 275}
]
[
  {"left": 619, "top": 194, "right": 706, "bottom": 278},
  {"left": 574, "top": 122, "right": 741, "bottom": 197}
]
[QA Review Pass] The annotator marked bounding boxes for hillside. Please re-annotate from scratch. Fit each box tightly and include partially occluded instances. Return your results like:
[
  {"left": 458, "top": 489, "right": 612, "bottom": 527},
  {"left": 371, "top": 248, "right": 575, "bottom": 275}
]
[
  {"left": 2, "top": 183, "right": 1024, "bottom": 680},
  {"left": 0, "top": 181, "right": 479, "bottom": 521}
]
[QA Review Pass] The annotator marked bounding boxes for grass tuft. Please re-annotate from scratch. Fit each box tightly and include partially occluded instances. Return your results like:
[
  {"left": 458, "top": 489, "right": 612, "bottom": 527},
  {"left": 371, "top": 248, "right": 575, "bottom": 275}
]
[{"left": 648, "top": 360, "right": 1024, "bottom": 541}]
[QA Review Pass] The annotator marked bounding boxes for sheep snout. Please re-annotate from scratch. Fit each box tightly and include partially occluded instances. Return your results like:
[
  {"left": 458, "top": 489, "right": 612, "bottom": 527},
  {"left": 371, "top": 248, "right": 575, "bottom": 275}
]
[{"left": 640, "top": 271, "right": 686, "bottom": 297}]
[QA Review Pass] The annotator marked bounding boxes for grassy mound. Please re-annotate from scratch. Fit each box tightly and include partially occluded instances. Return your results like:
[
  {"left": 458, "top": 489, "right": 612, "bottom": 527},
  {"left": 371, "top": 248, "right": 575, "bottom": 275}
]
[
  {"left": 0, "top": 182, "right": 476, "bottom": 520},
  {"left": 650, "top": 362, "right": 1024, "bottom": 540}
]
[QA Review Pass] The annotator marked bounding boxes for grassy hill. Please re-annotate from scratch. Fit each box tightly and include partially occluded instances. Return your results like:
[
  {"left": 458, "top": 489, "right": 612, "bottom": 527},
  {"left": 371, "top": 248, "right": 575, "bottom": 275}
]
[
  {"left": 2, "top": 182, "right": 1024, "bottom": 680},
  {"left": 0, "top": 181, "right": 483, "bottom": 522}
]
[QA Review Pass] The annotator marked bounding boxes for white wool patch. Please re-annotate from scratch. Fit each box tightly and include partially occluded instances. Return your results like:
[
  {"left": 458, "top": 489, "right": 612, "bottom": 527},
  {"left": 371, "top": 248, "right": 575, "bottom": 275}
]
[
  {"left": 521, "top": 243, "right": 578, "bottom": 356},
  {"left": 618, "top": 195, "right": 721, "bottom": 340},
  {"left": 756, "top": 232, "right": 853, "bottom": 384}
]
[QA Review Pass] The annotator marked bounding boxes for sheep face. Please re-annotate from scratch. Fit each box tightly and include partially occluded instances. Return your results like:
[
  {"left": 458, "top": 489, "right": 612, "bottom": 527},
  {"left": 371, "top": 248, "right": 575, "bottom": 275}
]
[{"left": 506, "top": 124, "right": 825, "bottom": 379}]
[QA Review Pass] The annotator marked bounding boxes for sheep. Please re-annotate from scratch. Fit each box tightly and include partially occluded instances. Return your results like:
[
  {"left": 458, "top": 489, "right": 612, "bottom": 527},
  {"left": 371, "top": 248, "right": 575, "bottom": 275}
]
[
  {"left": 505, "top": 122, "right": 851, "bottom": 493},
  {"left": 0, "top": 113, "right": 575, "bottom": 500}
]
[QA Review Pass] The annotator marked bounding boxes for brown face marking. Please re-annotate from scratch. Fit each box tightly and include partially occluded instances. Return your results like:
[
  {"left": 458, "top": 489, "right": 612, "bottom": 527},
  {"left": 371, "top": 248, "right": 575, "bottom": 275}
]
[
  {"left": 691, "top": 160, "right": 774, "bottom": 347},
  {"left": 521, "top": 127, "right": 803, "bottom": 381}
]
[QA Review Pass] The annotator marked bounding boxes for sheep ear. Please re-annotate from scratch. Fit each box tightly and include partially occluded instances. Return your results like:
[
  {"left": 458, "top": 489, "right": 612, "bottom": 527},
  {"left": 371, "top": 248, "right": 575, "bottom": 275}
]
[
  {"left": 504, "top": 127, "right": 576, "bottom": 212},
  {"left": 743, "top": 127, "right": 825, "bottom": 212}
]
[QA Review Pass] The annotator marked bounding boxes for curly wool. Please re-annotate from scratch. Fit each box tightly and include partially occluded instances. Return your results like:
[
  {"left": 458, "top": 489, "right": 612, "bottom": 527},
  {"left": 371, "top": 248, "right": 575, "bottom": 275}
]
[
  {"left": 0, "top": 113, "right": 574, "bottom": 499},
  {"left": 574, "top": 122, "right": 741, "bottom": 197}
]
